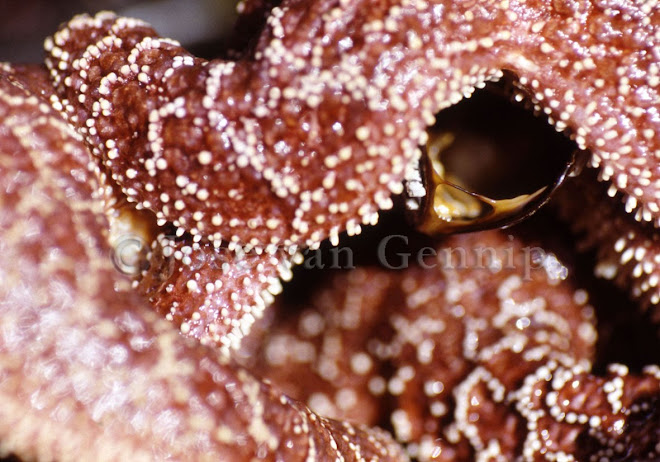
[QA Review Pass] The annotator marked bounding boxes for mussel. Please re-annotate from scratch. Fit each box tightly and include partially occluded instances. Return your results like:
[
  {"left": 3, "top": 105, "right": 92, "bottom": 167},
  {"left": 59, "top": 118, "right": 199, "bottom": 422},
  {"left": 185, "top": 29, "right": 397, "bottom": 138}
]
[{"left": 407, "top": 75, "right": 587, "bottom": 235}]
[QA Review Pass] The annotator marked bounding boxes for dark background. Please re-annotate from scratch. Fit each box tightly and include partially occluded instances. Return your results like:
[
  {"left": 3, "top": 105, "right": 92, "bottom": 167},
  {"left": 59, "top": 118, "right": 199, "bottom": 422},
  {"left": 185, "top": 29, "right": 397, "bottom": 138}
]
[{"left": 0, "top": 0, "right": 239, "bottom": 63}]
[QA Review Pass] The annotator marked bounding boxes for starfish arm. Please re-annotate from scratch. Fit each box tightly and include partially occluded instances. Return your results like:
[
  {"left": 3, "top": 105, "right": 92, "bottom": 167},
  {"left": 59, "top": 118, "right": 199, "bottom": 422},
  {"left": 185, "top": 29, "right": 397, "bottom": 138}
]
[
  {"left": 556, "top": 171, "right": 660, "bottom": 325},
  {"left": 44, "top": 2, "right": 660, "bottom": 252},
  {"left": 137, "top": 232, "right": 300, "bottom": 352},
  {"left": 0, "top": 68, "right": 406, "bottom": 462},
  {"left": 1, "top": 0, "right": 658, "bottom": 459},
  {"left": 244, "top": 231, "right": 660, "bottom": 460}
]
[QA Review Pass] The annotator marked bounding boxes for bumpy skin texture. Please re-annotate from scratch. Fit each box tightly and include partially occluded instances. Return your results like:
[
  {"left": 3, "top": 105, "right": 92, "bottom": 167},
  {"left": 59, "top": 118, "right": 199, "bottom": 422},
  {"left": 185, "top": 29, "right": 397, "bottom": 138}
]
[
  {"left": 242, "top": 231, "right": 660, "bottom": 461},
  {"left": 0, "top": 72, "right": 406, "bottom": 461},
  {"left": 555, "top": 171, "right": 660, "bottom": 326},
  {"left": 44, "top": 1, "right": 660, "bottom": 249},
  {"left": 37, "top": 0, "right": 660, "bottom": 352},
  {"left": 137, "top": 233, "right": 300, "bottom": 352},
  {"left": 3, "top": 62, "right": 297, "bottom": 353},
  {"left": 1, "top": 0, "right": 660, "bottom": 460}
]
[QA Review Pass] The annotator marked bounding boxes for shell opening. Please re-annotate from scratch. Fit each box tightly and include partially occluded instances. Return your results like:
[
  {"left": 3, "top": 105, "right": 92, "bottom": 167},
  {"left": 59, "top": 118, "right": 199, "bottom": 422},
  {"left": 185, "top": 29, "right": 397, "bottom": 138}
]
[
  {"left": 408, "top": 73, "right": 585, "bottom": 235},
  {"left": 109, "top": 203, "right": 160, "bottom": 276}
]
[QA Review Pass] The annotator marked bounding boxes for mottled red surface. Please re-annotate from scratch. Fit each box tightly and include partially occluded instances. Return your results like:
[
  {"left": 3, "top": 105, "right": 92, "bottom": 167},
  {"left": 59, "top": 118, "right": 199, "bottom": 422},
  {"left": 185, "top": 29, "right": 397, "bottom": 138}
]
[
  {"left": 242, "top": 231, "right": 660, "bottom": 461},
  {"left": 0, "top": 0, "right": 659, "bottom": 460},
  {"left": 556, "top": 172, "right": 660, "bottom": 327},
  {"left": 138, "top": 232, "right": 300, "bottom": 351},
  {"left": 45, "top": 1, "right": 660, "bottom": 250},
  {"left": 0, "top": 71, "right": 405, "bottom": 461}
]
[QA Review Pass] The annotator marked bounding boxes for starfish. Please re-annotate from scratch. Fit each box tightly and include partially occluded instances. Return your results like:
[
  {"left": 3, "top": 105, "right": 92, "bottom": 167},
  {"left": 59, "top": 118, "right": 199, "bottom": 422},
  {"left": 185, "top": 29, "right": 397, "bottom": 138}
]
[
  {"left": 34, "top": 0, "right": 660, "bottom": 350},
  {"left": 242, "top": 230, "right": 660, "bottom": 461},
  {"left": 0, "top": 70, "right": 404, "bottom": 461},
  {"left": 0, "top": 0, "right": 658, "bottom": 460}
]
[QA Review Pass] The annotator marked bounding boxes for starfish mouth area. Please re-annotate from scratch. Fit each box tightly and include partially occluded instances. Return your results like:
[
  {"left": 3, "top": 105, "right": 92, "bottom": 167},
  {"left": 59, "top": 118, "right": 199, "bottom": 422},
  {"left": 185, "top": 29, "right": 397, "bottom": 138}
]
[{"left": 406, "top": 72, "right": 586, "bottom": 235}]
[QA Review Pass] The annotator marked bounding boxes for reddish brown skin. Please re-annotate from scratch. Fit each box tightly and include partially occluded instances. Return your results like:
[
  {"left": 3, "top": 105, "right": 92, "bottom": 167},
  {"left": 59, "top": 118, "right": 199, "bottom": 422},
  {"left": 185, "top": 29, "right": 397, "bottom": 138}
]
[
  {"left": 35, "top": 0, "right": 660, "bottom": 355},
  {"left": 0, "top": 71, "right": 405, "bottom": 461},
  {"left": 138, "top": 234, "right": 297, "bottom": 351},
  {"left": 44, "top": 1, "right": 660, "bottom": 249},
  {"left": 0, "top": 0, "right": 659, "bottom": 460},
  {"left": 556, "top": 172, "right": 660, "bottom": 327},
  {"left": 243, "top": 231, "right": 660, "bottom": 460}
]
